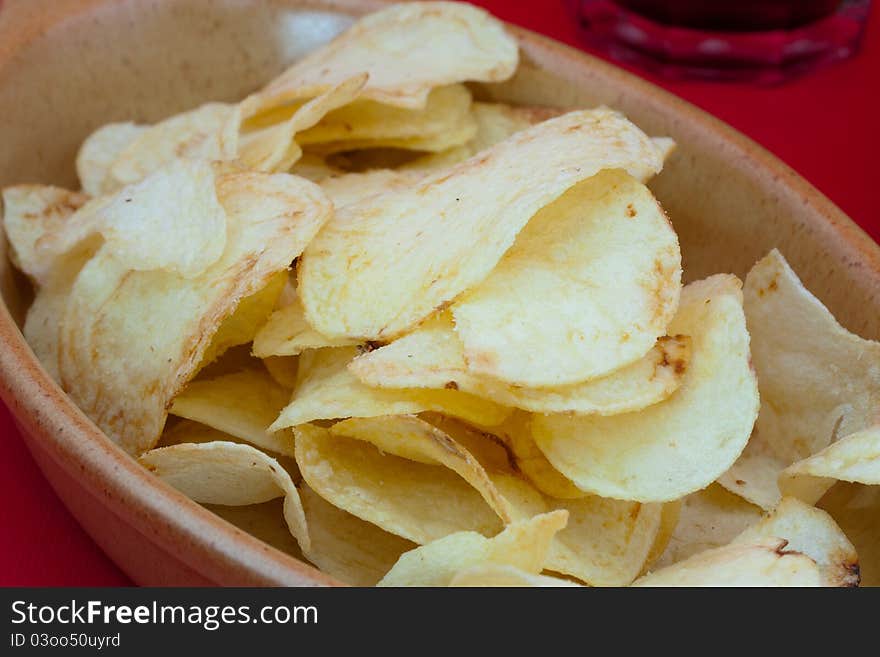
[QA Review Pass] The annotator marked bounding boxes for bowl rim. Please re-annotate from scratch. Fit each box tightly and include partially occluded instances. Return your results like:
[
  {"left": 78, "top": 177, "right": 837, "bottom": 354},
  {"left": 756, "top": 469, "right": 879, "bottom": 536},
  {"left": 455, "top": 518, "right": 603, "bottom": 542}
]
[{"left": 1, "top": 0, "right": 878, "bottom": 587}]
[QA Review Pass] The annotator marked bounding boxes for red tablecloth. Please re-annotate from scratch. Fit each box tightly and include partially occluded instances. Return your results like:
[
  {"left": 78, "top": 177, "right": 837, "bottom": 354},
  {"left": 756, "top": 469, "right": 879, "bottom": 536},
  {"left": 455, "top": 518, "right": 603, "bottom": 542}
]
[{"left": 1, "top": 0, "right": 877, "bottom": 586}]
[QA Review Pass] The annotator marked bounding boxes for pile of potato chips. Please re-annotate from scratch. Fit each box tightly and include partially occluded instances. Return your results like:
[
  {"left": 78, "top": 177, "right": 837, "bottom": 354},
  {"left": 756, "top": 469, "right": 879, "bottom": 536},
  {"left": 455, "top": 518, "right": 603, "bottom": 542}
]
[{"left": 2, "top": 2, "right": 877, "bottom": 586}]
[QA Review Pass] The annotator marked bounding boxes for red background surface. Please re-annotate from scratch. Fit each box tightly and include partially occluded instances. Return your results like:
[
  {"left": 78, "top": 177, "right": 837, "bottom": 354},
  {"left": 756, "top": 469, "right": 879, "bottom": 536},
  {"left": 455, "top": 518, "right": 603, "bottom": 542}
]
[{"left": 0, "top": 0, "right": 877, "bottom": 586}]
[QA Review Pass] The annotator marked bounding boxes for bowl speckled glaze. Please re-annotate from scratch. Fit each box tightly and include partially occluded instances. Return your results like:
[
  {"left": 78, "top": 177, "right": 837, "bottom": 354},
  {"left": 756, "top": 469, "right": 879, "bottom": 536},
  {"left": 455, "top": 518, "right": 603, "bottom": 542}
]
[{"left": 1, "top": 0, "right": 878, "bottom": 586}]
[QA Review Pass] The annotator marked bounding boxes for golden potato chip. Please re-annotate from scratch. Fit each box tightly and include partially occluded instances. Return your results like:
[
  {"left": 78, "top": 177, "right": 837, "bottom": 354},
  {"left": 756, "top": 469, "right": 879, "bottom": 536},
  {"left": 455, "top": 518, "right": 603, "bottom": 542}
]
[
  {"left": 733, "top": 497, "right": 859, "bottom": 586},
  {"left": 139, "top": 440, "right": 309, "bottom": 550},
  {"left": 297, "top": 84, "right": 476, "bottom": 152},
  {"left": 545, "top": 497, "right": 664, "bottom": 586},
  {"left": 533, "top": 275, "right": 759, "bottom": 502},
  {"left": 634, "top": 538, "right": 822, "bottom": 587},
  {"left": 200, "top": 270, "right": 286, "bottom": 367},
  {"left": 1, "top": 185, "right": 89, "bottom": 285},
  {"left": 330, "top": 415, "right": 517, "bottom": 524},
  {"left": 449, "top": 564, "right": 581, "bottom": 587},
  {"left": 294, "top": 424, "right": 512, "bottom": 543},
  {"left": 238, "top": 75, "right": 367, "bottom": 173},
  {"left": 418, "top": 413, "right": 515, "bottom": 473},
  {"left": 317, "top": 170, "right": 423, "bottom": 209},
  {"left": 452, "top": 170, "right": 680, "bottom": 386},
  {"left": 169, "top": 368, "right": 295, "bottom": 457},
  {"left": 39, "top": 159, "right": 228, "bottom": 279},
  {"left": 59, "top": 170, "right": 331, "bottom": 455},
  {"left": 718, "top": 249, "right": 880, "bottom": 509},
  {"left": 252, "top": 296, "right": 358, "bottom": 358},
  {"left": 109, "top": 103, "right": 239, "bottom": 190},
  {"left": 378, "top": 511, "right": 568, "bottom": 587},
  {"left": 76, "top": 122, "right": 147, "bottom": 195},
  {"left": 270, "top": 347, "right": 511, "bottom": 431},
  {"left": 156, "top": 418, "right": 236, "bottom": 448},
  {"left": 654, "top": 484, "right": 763, "bottom": 569},
  {"left": 779, "top": 426, "right": 880, "bottom": 504},
  {"left": 207, "top": 499, "right": 304, "bottom": 561},
  {"left": 349, "top": 317, "right": 690, "bottom": 416},
  {"left": 300, "top": 485, "right": 416, "bottom": 586},
  {"left": 262, "top": 356, "right": 299, "bottom": 390},
  {"left": 299, "top": 109, "right": 664, "bottom": 341},
  {"left": 253, "top": 2, "right": 518, "bottom": 112},
  {"left": 819, "top": 482, "right": 880, "bottom": 586},
  {"left": 643, "top": 499, "right": 682, "bottom": 572}
]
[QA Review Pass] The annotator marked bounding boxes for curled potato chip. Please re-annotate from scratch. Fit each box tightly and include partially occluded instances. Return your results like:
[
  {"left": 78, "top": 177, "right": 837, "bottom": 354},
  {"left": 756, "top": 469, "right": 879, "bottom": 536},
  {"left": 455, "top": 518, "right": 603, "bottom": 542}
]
[
  {"left": 545, "top": 497, "right": 664, "bottom": 586},
  {"left": 270, "top": 347, "right": 511, "bottom": 431},
  {"left": 634, "top": 538, "right": 822, "bottom": 587},
  {"left": 718, "top": 249, "right": 880, "bottom": 510},
  {"left": 39, "top": 159, "right": 228, "bottom": 279},
  {"left": 299, "top": 109, "right": 664, "bottom": 341},
  {"left": 76, "top": 122, "right": 147, "bottom": 195},
  {"left": 533, "top": 275, "right": 759, "bottom": 502},
  {"left": 238, "top": 75, "right": 367, "bottom": 173},
  {"left": 199, "top": 270, "right": 286, "bottom": 368},
  {"left": 261, "top": 356, "right": 299, "bottom": 390},
  {"left": 819, "top": 482, "right": 880, "bottom": 586},
  {"left": 654, "top": 484, "right": 763, "bottom": 569},
  {"left": 300, "top": 485, "right": 416, "bottom": 587},
  {"left": 330, "top": 415, "right": 516, "bottom": 524},
  {"left": 350, "top": 312, "right": 690, "bottom": 415},
  {"left": 139, "top": 440, "right": 309, "bottom": 551},
  {"left": 169, "top": 368, "right": 295, "bottom": 457},
  {"left": 733, "top": 497, "right": 859, "bottom": 586},
  {"left": 643, "top": 500, "right": 682, "bottom": 572},
  {"left": 294, "top": 424, "right": 511, "bottom": 543},
  {"left": 59, "top": 170, "right": 331, "bottom": 454},
  {"left": 207, "top": 499, "right": 304, "bottom": 561},
  {"left": 779, "top": 426, "right": 880, "bottom": 505},
  {"left": 1, "top": 185, "right": 89, "bottom": 285},
  {"left": 452, "top": 170, "right": 681, "bottom": 386},
  {"left": 449, "top": 564, "right": 581, "bottom": 587},
  {"left": 297, "top": 84, "right": 476, "bottom": 152},
  {"left": 254, "top": 2, "right": 518, "bottom": 112},
  {"left": 109, "top": 103, "right": 240, "bottom": 190},
  {"left": 378, "top": 511, "right": 568, "bottom": 587},
  {"left": 252, "top": 296, "right": 358, "bottom": 358}
]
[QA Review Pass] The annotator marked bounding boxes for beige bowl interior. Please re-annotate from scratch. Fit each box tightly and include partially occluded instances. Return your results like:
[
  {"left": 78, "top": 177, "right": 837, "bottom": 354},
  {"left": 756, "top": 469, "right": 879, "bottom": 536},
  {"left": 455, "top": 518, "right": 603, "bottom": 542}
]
[{"left": 0, "top": 0, "right": 878, "bottom": 585}]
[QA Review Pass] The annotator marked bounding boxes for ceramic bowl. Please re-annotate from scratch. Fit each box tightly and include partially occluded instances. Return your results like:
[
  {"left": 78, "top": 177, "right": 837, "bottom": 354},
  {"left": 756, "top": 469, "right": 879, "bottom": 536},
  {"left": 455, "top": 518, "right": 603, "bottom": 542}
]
[{"left": 1, "top": 0, "right": 877, "bottom": 586}]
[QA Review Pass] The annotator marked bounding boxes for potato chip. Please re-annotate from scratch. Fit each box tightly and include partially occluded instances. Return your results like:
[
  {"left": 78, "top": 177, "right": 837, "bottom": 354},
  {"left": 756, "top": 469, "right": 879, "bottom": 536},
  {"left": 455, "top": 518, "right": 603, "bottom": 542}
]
[
  {"left": 262, "top": 356, "right": 299, "bottom": 390},
  {"left": 452, "top": 170, "right": 680, "bottom": 386},
  {"left": 253, "top": 2, "right": 518, "bottom": 112},
  {"left": 289, "top": 154, "right": 343, "bottom": 182},
  {"left": 237, "top": 75, "right": 367, "bottom": 173},
  {"left": 76, "top": 122, "right": 147, "bottom": 195},
  {"left": 819, "top": 482, "right": 880, "bottom": 586},
  {"left": 732, "top": 497, "right": 859, "bottom": 586},
  {"left": 270, "top": 347, "right": 511, "bottom": 431},
  {"left": 139, "top": 440, "right": 309, "bottom": 550},
  {"left": 449, "top": 564, "right": 581, "bottom": 587},
  {"left": 330, "top": 415, "right": 517, "bottom": 524},
  {"left": 545, "top": 497, "right": 664, "bottom": 586},
  {"left": 252, "top": 297, "right": 358, "bottom": 358},
  {"left": 297, "top": 84, "right": 476, "bottom": 152},
  {"left": 169, "top": 368, "right": 295, "bottom": 457},
  {"left": 634, "top": 538, "right": 822, "bottom": 586},
  {"left": 718, "top": 249, "right": 880, "bottom": 509},
  {"left": 109, "top": 103, "right": 240, "bottom": 190},
  {"left": 59, "top": 170, "right": 331, "bottom": 455},
  {"left": 418, "top": 413, "right": 515, "bottom": 474},
  {"left": 207, "top": 499, "right": 304, "bottom": 561},
  {"left": 300, "top": 485, "right": 416, "bottom": 587},
  {"left": 350, "top": 312, "right": 691, "bottom": 415},
  {"left": 317, "top": 170, "right": 423, "bottom": 209},
  {"left": 533, "top": 275, "right": 759, "bottom": 502},
  {"left": 299, "top": 109, "right": 664, "bottom": 341},
  {"left": 643, "top": 500, "right": 682, "bottom": 572},
  {"left": 779, "top": 426, "right": 880, "bottom": 504},
  {"left": 378, "top": 510, "right": 568, "bottom": 587},
  {"left": 200, "top": 270, "right": 286, "bottom": 367},
  {"left": 294, "top": 424, "right": 510, "bottom": 543},
  {"left": 39, "top": 159, "right": 228, "bottom": 279},
  {"left": 1, "top": 185, "right": 89, "bottom": 285},
  {"left": 654, "top": 484, "right": 763, "bottom": 569}
]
